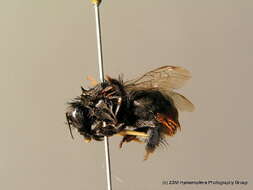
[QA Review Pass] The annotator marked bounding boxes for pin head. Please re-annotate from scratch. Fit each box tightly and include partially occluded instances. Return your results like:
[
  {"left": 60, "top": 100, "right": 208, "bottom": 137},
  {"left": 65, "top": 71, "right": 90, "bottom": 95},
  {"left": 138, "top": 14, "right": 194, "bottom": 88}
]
[{"left": 91, "top": 0, "right": 102, "bottom": 6}]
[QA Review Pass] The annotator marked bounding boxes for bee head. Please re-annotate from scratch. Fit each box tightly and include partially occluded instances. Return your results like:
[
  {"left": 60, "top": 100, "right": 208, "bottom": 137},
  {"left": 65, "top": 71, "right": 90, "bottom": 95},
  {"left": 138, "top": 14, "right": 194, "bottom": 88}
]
[{"left": 66, "top": 100, "right": 93, "bottom": 141}]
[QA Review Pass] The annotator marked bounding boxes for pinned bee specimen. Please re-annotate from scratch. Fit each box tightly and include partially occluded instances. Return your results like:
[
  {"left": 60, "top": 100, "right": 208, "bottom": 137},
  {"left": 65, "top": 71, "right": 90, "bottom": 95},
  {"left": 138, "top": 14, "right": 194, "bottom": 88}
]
[{"left": 66, "top": 66, "right": 194, "bottom": 160}]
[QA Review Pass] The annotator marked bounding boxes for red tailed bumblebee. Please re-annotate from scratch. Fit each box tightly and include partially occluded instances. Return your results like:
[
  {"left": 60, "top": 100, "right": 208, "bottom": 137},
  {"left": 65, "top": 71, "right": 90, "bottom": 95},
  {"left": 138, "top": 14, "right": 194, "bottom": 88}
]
[{"left": 66, "top": 66, "right": 194, "bottom": 160}]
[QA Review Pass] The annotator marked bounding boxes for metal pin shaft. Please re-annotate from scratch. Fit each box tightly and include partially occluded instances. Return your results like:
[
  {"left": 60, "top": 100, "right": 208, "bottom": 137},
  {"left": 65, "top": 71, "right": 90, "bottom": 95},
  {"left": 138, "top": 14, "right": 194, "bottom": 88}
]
[
  {"left": 94, "top": 4, "right": 105, "bottom": 82},
  {"left": 92, "top": 1, "right": 113, "bottom": 190}
]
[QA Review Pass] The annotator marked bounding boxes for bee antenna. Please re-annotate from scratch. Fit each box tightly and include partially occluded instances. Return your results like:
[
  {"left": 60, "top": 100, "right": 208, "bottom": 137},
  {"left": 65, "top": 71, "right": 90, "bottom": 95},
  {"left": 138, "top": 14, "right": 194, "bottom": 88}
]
[{"left": 66, "top": 113, "right": 74, "bottom": 139}]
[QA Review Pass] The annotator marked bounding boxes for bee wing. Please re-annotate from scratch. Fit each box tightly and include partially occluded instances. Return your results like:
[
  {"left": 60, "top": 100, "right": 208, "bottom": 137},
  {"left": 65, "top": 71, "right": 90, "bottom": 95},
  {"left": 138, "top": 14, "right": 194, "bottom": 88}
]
[
  {"left": 124, "top": 66, "right": 191, "bottom": 91},
  {"left": 166, "top": 91, "right": 195, "bottom": 112},
  {"left": 124, "top": 66, "right": 194, "bottom": 112}
]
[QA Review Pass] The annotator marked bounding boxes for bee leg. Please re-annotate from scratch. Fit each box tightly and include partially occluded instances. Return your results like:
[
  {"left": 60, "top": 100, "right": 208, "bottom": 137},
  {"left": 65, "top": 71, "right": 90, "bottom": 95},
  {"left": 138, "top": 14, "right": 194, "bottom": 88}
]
[
  {"left": 114, "top": 97, "right": 122, "bottom": 116},
  {"left": 98, "top": 123, "right": 125, "bottom": 137},
  {"left": 105, "top": 90, "right": 116, "bottom": 97},
  {"left": 99, "top": 125, "right": 117, "bottom": 137},
  {"left": 119, "top": 135, "right": 135, "bottom": 148},
  {"left": 119, "top": 135, "right": 144, "bottom": 148},
  {"left": 118, "top": 130, "right": 149, "bottom": 137},
  {"left": 144, "top": 127, "right": 160, "bottom": 160},
  {"left": 102, "top": 86, "right": 114, "bottom": 94},
  {"left": 119, "top": 126, "right": 148, "bottom": 148},
  {"left": 107, "top": 96, "right": 122, "bottom": 117}
]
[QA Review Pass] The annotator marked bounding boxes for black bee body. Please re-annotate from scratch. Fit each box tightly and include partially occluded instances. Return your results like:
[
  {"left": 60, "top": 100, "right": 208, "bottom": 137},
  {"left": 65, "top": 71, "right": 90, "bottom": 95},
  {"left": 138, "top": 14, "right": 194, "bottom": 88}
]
[
  {"left": 124, "top": 89, "right": 181, "bottom": 159},
  {"left": 66, "top": 66, "right": 194, "bottom": 160}
]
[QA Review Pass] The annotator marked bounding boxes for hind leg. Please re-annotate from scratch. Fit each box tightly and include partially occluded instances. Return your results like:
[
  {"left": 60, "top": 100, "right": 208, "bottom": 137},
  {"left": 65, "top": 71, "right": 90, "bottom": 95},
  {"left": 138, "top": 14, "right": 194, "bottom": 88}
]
[
  {"left": 119, "top": 135, "right": 144, "bottom": 148},
  {"left": 144, "top": 127, "right": 161, "bottom": 160},
  {"left": 118, "top": 127, "right": 149, "bottom": 148}
]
